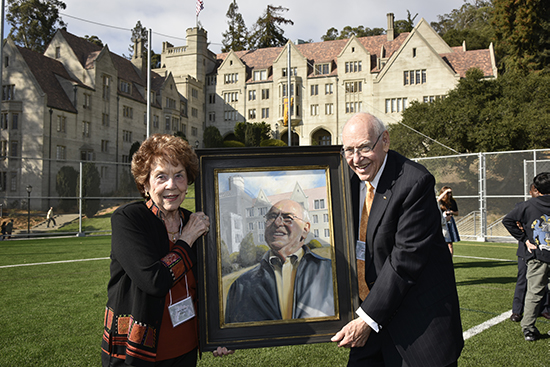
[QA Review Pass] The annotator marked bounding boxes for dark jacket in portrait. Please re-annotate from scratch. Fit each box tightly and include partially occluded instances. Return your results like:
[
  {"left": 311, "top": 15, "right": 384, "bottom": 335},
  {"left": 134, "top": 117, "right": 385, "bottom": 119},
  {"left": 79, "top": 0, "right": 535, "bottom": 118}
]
[{"left": 225, "top": 245, "right": 334, "bottom": 323}]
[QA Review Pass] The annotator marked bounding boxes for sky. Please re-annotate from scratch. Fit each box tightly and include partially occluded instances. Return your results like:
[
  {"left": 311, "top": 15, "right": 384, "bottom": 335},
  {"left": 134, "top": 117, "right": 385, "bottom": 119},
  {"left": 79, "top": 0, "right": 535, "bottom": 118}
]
[
  {"left": 218, "top": 169, "right": 326, "bottom": 197},
  {"left": 6, "top": 0, "right": 469, "bottom": 56}
]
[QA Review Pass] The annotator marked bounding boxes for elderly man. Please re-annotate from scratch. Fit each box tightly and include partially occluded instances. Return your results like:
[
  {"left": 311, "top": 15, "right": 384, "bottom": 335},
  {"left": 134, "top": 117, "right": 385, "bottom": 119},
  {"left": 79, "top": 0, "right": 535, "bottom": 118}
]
[
  {"left": 225, "top": 199, "right": 334, "bottom": 323},
  {"left": 332, "top": 113, "right": 463, "bottom": 366}
]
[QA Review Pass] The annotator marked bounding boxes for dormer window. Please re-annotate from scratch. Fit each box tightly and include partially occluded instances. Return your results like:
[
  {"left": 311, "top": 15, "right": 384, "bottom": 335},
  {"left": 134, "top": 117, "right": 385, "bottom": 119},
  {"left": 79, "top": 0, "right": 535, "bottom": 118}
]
[
  {"left": 253, "top": 69, "right": 267, "bottom": 81},
  {"left": 120, "top": 80, "right": 131, "bottom": 94},
  {"left": 314, "top": 63, "right": 330, "bottom": 75}
]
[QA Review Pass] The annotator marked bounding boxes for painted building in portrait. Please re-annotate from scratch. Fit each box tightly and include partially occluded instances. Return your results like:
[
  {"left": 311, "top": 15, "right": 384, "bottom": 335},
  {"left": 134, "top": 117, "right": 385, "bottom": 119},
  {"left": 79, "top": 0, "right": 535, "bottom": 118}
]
[{"left": 219, "top": 174, "right": 330, "bottom": 254}]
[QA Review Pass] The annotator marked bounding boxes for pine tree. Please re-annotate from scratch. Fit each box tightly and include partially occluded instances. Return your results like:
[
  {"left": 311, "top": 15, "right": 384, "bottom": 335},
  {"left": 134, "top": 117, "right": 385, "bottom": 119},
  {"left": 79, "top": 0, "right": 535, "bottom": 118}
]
[
  {"left": 248, "top": 5, "right": 294, "bottom": 50},
  {"left": 221, "top": 0, "right": 248, "bottom": 52}
]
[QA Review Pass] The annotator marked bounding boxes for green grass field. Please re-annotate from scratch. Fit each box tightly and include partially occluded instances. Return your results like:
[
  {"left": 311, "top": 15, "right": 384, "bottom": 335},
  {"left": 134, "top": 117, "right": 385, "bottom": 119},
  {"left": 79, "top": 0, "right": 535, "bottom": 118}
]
[{"left": 1, "top": 237, "right": 548, "bottom": 366}]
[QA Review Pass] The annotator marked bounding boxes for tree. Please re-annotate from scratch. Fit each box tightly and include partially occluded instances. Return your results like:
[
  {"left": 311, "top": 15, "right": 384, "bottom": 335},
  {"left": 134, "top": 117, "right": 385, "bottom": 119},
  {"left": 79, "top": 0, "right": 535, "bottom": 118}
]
[
  {"left": 80, "top": 163, "right": 101, "bottom": 218},
  {"left": 221, "top": 0, "right": 248, "bottom": 52},
  {"left": 84, "top": 35, "right": 104, "bottom": 48},
  {"left": 388, "top": 68, "right": 550, "bottom": 158},
  {"left": 431, "top": 0, "right": 494, "bottom": 50},
  {"left": 55, "top": 166, "right": 78, "bottom": 211},
  {"left": 394, "top": 10, "right": 418, "bottom": 34},
  {"left": 248, "top": 5, "right": 294, "bottom": 49},
  {"left": 127, "top": 20, "right": 148, "bottom": 59},
  {"left": 6, "top": 0, "right": 67, "bottom": 53},
  {"left": 129, "top": 141, "right": 141, "bottom": 161},
  {"left": 493, "top": 0, "right": 550, "bottom": 72},
  {"left": 234, "top": 122, "right": 271, "bottom": 146},
  {"left": 203, "top": 126, "right": 224, "bottom": 147}
]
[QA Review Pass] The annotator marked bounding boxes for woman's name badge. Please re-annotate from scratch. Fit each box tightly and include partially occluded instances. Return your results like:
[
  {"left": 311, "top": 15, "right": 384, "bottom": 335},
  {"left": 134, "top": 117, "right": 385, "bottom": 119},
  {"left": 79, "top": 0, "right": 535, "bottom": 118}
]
[
  {"left": 168, "top": 296, "right": 195, "bottom": 327},
  {"left": 356, "top": 240, "right": 366, "bottom": 261}
]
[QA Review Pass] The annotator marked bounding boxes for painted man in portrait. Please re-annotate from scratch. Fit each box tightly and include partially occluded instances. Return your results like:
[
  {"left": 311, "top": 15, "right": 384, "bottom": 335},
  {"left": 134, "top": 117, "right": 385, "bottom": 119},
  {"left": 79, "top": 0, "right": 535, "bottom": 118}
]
[{"left": 225, "top": 199, "right": 334, "bottom": 323}]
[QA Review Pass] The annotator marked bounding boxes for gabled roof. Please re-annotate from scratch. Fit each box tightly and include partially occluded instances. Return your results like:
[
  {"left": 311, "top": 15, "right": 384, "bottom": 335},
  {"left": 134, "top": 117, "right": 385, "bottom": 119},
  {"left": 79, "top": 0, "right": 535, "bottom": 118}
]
[
  {"left": 216, "top": 31, "right": 495, "bottom": 81},
  {"left": 441, "top": 47, "right": 494, "bottom": 77},
  {"left": 16, "top": 45, "right": 80, "bottom": 113},
  {"left": 58, "top": 29, "right": 102, "bottom": 69}
]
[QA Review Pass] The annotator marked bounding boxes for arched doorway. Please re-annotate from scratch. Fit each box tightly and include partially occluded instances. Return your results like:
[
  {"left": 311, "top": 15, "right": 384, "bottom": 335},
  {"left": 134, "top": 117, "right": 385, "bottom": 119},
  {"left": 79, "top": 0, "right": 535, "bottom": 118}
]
[
  {"left": 281, "top": 129, "right": 299, "bottom": 146},
  {"left": 311, "top": 128, "right": 332, "bottom": 146}
]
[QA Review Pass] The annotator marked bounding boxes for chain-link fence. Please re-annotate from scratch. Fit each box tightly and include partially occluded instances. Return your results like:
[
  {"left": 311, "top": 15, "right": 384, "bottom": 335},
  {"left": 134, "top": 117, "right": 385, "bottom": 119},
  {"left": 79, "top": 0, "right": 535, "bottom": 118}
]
[
  {"left": 0, "top": 157, "right": 141, "bottom": 239},
  {"left": 415, "top": 149, "right": 550, "bottom": 242}
]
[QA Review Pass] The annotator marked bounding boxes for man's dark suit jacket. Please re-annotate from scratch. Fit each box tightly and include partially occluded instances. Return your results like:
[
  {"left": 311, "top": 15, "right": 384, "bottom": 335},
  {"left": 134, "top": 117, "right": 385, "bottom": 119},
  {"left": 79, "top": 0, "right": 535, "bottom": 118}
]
[
  {"left": 351, "top": 150, "right": 463, "bottom": 366},
  {"left": 225, "top": 245, "right": 334, "bottom": 323}
]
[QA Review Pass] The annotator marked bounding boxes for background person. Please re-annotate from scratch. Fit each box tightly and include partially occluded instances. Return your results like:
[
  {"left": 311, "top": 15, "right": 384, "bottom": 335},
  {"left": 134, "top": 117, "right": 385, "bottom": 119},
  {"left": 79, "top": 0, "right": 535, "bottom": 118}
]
[
  {"left": 438, "top": 186, "right": 460, "bottom": 255},
  {"left": 225, "top": 199, "right": 334, "bottom": 322},
  {"left": 46, "top": 207, "right": 56, "bottom": 228},
  {"left": 101, "top": 134, "right": 229, "bottom": 366},
  {"left": 503, "top": 172, "right": 550, "bottom": 341},
  {"left": 332, "top": 112, "right": 463, "bottom": 366}
]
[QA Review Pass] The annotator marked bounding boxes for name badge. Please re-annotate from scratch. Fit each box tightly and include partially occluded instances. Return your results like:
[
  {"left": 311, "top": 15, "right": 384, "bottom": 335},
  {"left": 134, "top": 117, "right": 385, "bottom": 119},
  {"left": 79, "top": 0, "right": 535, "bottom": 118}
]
[
  {"left": 356, "top": 240, "right": 366, "bottom": 261},
  {"left": 168, "top": 296, "right": 195, "bottom": 327}
]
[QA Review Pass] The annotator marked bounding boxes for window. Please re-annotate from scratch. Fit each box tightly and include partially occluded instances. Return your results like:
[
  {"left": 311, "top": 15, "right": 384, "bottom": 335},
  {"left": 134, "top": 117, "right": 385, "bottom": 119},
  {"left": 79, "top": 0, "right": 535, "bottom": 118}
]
[
  {"left": 314, "top": 63, "right": 330, "bottom": 75},
  {"left": 191, "top": 127, "right": 198, "bottom": 136},
  {"left": 56, "top": 145, "right": 66, "bottom": 160},
  {"left": 325, "top": 83, "right": 333, "bottom": 95},
  {"left": 248, "top": 222, "right": 254, "bottom": 230},
  {"left": 82, "top": 121, "right": 90, "bottom": 137},
  {"left": 310, "top": 84, "right": 318, "bottom": 96},
  {"left": 81, "top": 150, "right": 94, "bottom": 161},
  {"left": 153, "top": 115, "right": 159, "bottom": 128},
  {"left": 314, "top": 199, "right": 325, "bottom": 209},
  {"left": 323, "top": 214, "right": 329, "bottom": 222},
  {"left": 1, "top": 140, "right": 6, "bottom": 156},
  {"left": 208, "top": 93, "right": 216, "bottom": 104},
  {"left": 345, "top": 81, "right": 362, "bottom": 93},
  {"left": 102, "top": 113, "right": 109, "bottom": 127},
  {"left": 259, "top": 207, "right": 268, "bottom": 216},
  {"left": 324, "top": 229, "right": 330, "bottom": 238},
  {"left": 2, "top": 85, "right": 15, "bottom": 100},
  {"left": 191, "top": 88, "right": 199, "bottom": 98},
  {"left": 325, "top": 103, "right": 334, "bottom": 115},
  {"left": 10, "top": 141, "right": 18, "bottom": 157},
  {"left": 310, "top": 104, "right": 319, "bottom": 116},
  {"left": 224, "top": 92, "right": 238, "bottom": 103},
  {"left": 0, "top": 171, "right": 5, "bottom": 191},
  {"left": 83, "top": 94, "right": 91, "bottom": 109},
  {"left": 261, "top": 89, "right": 269, "bottom": 100},
  {"left": 345, "top": 61, "right": 362, "bottom": 73},
  {"left": 224, "top": 73, "right": 238, "bottom": 84},
  {"left": 11, "top": 114, "right": 18, "bottom": 130},
  {"left": 120, "top": 80, "right": 131, "bottom": 94},
  {"left": 209, "top": 112, "right": 216, "bottom": 122},
  {"left": 10, "top": 172, "right": 17, "bottom": 191},
  {"left": 248, "top": 90, "right": 256, "bottom": 101},
  {"left": 123, "top": 130, "right": 132, "bottom": 142},
  {"left": 182, "top": 124, "right": 187, "bottom": 135},
  {"left": 247, "top": 208, "right": 254, "bottom": 217},
  {"left": 412, "top": 48, "right": 417, "bottom": 58},
  {"left": 57, "top": 115, "right": 66, "bottom": 132},
  {"left": 0, "top": 113, "right": 7, "bottom": 129},
  {"left": 123, "top": 106, "right": 133, "bottom": 118},
  {"left": 122, "top": 155, "right": 130, "bottom": 163},
  {"left": 404, "top": 69, "right": 427, "bottom": 85},
  {"left": 314, "top": 229, "right": 319, "bottom": 238},
  {"left": 253, "top": 70, "right": 267, "bottom": 81},
  {"left": 385, "top": 98, "right": 408, "bottom": 113},
  {"left": 282, "top": 67, "right": 297, "bottom": 77},
  {"left": 4, "top": 56, "right": 8, "bottom": 67},
  {"left": 102, "top": 75, "right": 111, "bottom": 100},
  {"left": 248, "top": 109, "right": 256, "bottom": 120},
  {"left": 165, "top": 116, "right": 171, "bottom": 130},
  {"left": 191, "top": 108, "right": 198, "bottom": 117},
  {"left": 166, "top": 97, "right": 176, "bottom": 109},
  {"left": 224, "top": 111, "right": 237, "bottom": 121},
  {"left": 346, "top": 102, "right": 362, "bottom": 113},
  {"left": 101, "top": 140, "right": 109, "bottom": 153},
  {"left": 206, "top": 75, "right": 217, "bottom": 86},
  {"left": 261, "top": 108, "right": 269, "bottom": 119}
]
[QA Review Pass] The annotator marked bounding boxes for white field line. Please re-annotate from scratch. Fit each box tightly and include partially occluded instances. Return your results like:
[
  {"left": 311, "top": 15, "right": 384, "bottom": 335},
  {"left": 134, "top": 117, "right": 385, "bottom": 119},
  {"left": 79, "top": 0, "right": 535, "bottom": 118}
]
[
  {"left": 463, "top": 310, "right": 511, "bottom": 340},
  {"left": 456, "top": 255, "right": 516, "bottom": 340},
  {"left": 0, "top": 257, "right": 109, "bottom": 269}
]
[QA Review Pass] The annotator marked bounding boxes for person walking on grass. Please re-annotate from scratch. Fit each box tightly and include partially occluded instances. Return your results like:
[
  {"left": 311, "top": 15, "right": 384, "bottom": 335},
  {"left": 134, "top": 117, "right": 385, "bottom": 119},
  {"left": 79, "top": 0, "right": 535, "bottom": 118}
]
[{"left": 46, "top": 207, "right": 56, "bottom": 228}]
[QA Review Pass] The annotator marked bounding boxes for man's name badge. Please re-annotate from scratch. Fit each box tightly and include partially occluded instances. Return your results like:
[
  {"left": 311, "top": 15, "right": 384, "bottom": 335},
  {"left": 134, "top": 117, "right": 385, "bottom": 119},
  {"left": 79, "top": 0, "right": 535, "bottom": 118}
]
[
  {"left": 168, "top": 296, "right": 195, "bottom": 327},
  {"left": 356, "top": 240, "right": 366, "bottom": 261}
]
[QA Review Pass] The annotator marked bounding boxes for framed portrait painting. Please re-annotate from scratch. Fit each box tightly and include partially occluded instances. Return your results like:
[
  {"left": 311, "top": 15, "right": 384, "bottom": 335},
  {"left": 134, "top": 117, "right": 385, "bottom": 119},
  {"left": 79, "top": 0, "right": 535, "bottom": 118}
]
[{"left": 195, "top": 145, "right": 358, "bottom": 351}]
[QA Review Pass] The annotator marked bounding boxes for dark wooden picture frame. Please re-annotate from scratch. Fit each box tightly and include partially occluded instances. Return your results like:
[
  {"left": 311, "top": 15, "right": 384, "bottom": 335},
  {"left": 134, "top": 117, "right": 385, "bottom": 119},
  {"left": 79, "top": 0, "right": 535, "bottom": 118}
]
[{"left": 195, "top": 145, "right": 357, "bottom": 351}]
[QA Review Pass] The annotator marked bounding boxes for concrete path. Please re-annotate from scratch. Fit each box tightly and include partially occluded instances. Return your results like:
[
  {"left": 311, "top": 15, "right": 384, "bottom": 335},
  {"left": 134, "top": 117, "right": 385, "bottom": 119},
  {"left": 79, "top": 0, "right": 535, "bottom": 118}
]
[{"left": 30, "top": 214, "right": 80, "bottom": 232}]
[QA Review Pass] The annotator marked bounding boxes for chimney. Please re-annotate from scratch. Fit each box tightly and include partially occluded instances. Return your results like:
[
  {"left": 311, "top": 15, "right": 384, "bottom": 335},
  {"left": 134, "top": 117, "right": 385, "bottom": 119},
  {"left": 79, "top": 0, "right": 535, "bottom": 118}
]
[{"left": 387, "top": 13, "right": 395, "bottom": 41}]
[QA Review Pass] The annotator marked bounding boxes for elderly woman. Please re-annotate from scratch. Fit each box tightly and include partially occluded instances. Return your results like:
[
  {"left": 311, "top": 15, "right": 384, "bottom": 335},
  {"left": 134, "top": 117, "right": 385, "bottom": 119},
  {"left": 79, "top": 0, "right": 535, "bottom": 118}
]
[{"left": 101, "top": 134, "right": 211, "bottom": 367}]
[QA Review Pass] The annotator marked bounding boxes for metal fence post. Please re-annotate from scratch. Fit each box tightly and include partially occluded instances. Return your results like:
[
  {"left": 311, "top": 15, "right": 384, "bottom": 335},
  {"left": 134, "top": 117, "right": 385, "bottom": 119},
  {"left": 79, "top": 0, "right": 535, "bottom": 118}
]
[
  {"left": 478, "top": 152, "right": 487, "bottom": 242},
  {"left": 78, "top": 161, "right": 85, "bottom": 237}
]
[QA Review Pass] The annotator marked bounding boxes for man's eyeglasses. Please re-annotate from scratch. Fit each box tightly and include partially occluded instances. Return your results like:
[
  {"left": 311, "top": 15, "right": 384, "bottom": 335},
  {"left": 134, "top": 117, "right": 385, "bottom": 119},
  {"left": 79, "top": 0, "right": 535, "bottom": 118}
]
[
  {"left": 341, "top": 132, "right": 384, "bottom": 158},
  {"left": 264, "top": 212, "right": 303, "bottom": 225}
]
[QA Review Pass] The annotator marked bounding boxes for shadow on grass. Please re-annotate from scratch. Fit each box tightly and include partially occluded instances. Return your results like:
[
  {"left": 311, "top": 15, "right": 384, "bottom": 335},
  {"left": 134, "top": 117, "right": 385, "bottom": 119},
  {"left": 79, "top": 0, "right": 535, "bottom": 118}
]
[
  {"left": 456, "top": 276, "right": 517, "bottom": 286},
  {"left": 454, "top": 260, "right": 517, "bottom": 270}
]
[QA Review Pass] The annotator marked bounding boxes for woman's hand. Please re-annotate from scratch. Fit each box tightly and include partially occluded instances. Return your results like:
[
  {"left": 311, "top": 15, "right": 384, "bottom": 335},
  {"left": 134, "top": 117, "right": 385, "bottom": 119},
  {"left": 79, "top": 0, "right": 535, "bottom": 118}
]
[{"left": 178, "top": 211, "right": 210, "bottom": 247}]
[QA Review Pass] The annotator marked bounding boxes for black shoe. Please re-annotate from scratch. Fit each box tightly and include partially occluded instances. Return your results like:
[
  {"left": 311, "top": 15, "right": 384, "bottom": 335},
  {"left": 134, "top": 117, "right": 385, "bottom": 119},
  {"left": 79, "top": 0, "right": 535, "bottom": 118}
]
[
  {"left": 524, "top": 329, "right": 541, "bottom": 341},
  {"left": 510, "top": 313, "right": 522, "bottom": 322},
  {"left": 540, "top": 312, "right": 550, "bottom": 320}
]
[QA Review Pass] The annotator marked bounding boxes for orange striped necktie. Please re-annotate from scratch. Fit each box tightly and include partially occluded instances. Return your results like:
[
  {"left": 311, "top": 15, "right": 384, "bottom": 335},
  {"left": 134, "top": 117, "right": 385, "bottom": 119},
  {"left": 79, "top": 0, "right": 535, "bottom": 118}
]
[{"left": 357, "top": 182, "right": 374, "bottom": 300}]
